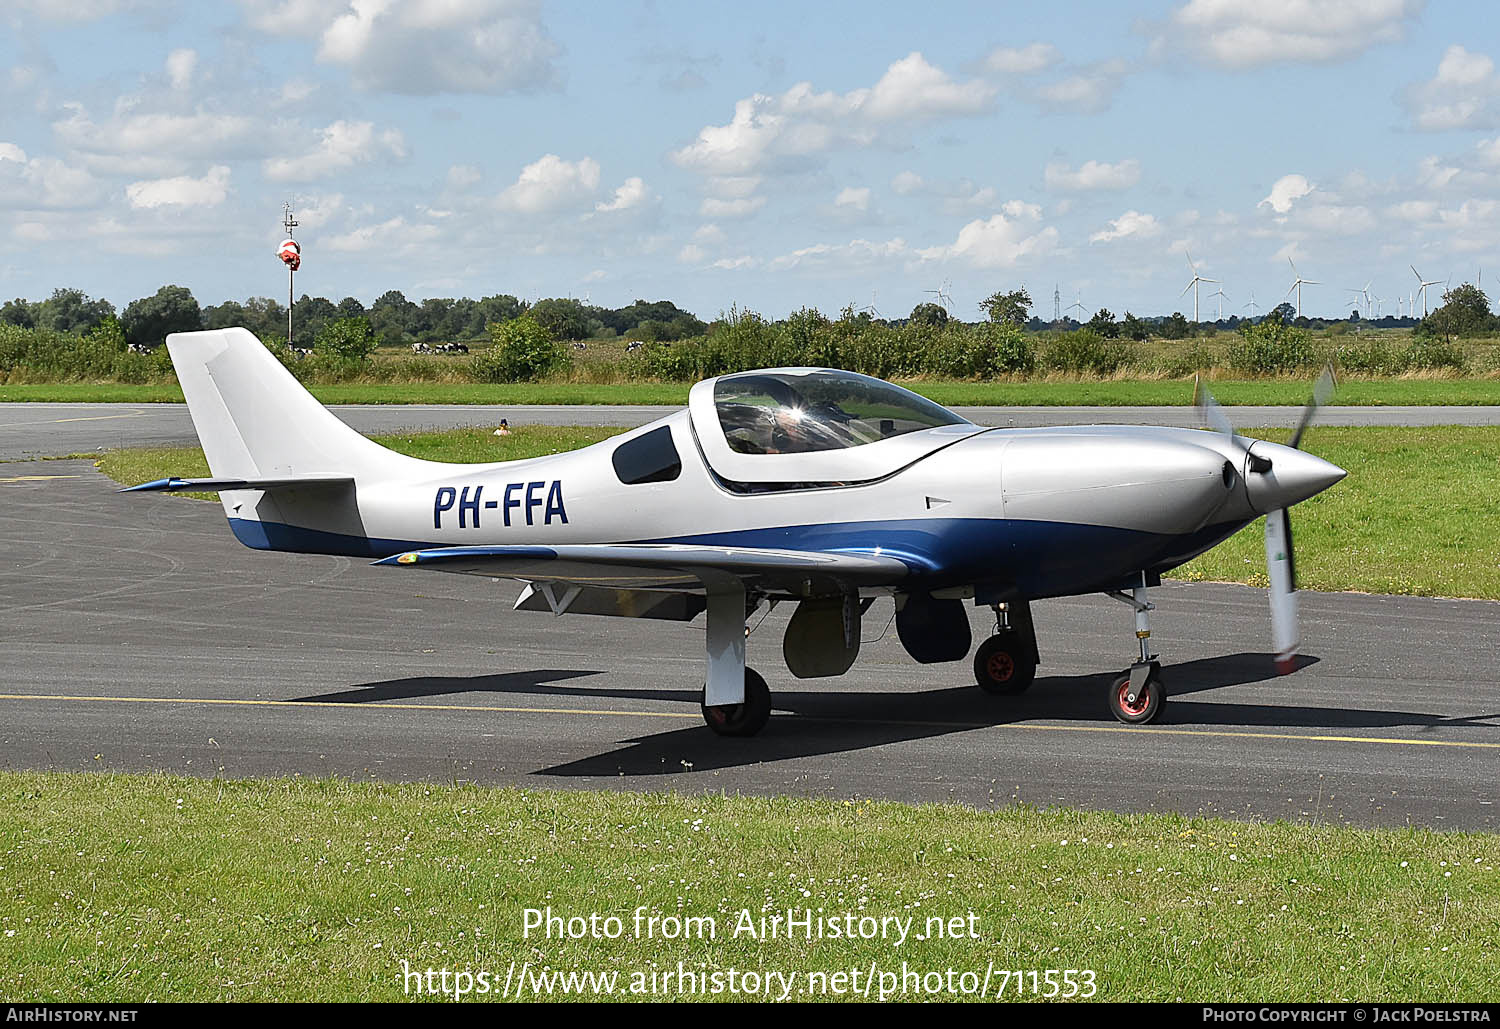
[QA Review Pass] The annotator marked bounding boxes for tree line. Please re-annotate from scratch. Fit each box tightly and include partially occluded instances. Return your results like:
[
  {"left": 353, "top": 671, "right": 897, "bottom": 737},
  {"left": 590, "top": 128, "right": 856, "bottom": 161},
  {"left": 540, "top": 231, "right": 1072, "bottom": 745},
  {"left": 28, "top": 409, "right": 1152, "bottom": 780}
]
[
  {"left": 0, "top": 287, "right": 708, "bottom": 349},
  {"left": 2, "top": 281, "right": 1492, "bottom": 356}
]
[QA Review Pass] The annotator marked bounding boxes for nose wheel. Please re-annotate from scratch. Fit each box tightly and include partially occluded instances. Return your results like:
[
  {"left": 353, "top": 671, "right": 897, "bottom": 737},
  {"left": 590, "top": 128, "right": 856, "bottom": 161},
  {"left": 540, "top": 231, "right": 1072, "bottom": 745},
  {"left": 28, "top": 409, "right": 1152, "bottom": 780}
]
[
  {"left": 1108, "top": 663, "right": 1166, "bottom": 724},
  {"left": 701, "top": 667, "right": 772, "bottom": 737}
]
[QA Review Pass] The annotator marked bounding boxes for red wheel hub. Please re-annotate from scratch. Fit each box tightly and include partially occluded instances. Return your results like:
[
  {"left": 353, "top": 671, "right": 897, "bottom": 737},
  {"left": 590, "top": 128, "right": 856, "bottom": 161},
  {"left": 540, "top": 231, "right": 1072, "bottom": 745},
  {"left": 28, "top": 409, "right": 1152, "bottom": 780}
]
[
  {"left": 987, "top": 651, "right": 1015, "bottom": 682},
  {"left": 1117, "top": 680, "right": 1149, "bottom": 716}
]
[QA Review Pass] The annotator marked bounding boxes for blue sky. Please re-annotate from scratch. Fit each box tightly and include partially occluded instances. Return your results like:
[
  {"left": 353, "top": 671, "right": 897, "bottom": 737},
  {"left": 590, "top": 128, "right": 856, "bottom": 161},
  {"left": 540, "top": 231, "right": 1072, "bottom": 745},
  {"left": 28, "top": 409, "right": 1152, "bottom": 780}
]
[{"left": 1, "top": 0, "right": 1497, "bottom": 322}]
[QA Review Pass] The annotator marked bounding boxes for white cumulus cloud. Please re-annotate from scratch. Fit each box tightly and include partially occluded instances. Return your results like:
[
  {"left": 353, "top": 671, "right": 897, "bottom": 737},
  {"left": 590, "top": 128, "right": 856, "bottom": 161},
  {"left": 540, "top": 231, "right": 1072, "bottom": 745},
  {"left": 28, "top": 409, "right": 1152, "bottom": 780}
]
[
  {"left": 1156, "top": 0, "right": 1421, "bottom": 69},
  {"left": 1090, "top": 210, "right": 1162, "bottom": 243},
  {"left": 497, "top": 154, "right": 600, "bottom": 214},
  {"left": 672, "top": 52, "right": 994, "bottom": 176},
  {"left": 165, "top": 49, "right": 197, "bottom": 90},
  {"left": 981, "top": 42, "right": 1060, "bottom": 76},
  {"left": 1046, "top": 158, "right": 1141, "bottom": 191},
  {"left": 247, "top": 0, "right": 561, "bottom": 95},
  {"left": 1403, "top": 45, "right": 1500, "bottom": 131},
  {"left": 834, "top": 186, "right": 871, "bottom": 212},
  {"left": 126, "top": 164, "right": 230, "bottom": 208},
  {"left": 920, "top": 201, "right": 1058, "bottom": 269},
  {"left": 263, "top": 120, "right": 406, "bottom": 182},
  {"left": 1259, "top": 173, "right": 1314, "bottom": 214},
  {"left": 595, "top": 176, "right": 651, "bottom": 212}
]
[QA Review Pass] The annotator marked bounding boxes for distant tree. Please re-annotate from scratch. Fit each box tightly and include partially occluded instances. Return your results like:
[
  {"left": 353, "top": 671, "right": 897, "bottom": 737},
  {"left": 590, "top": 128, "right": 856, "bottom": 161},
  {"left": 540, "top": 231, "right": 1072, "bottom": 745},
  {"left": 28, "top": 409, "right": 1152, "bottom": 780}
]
[
  {"left": 908, "top": 302, "right": 949, "bottom": 327},
  {"left": 1120, "top": 311, "right": 1149, "bottom": 341},
  {"left": 337, "top": 296, "right": 367, "bottom": 320},
  {"left": 1421, "top": 282, "right": 1492, "bottom": 339},
  {"left": 37, "top": 288, "right": 114, "bottom": 335},
  {"left": 292, "top": 294, "right": 339, "bottom": 342},
  {"left": 475, "top": 294, "right": 526, "bottom": 330},
  {"left": 121, "top": 285, "right": 200, "bottom": 347},
  {"left": 472, "top": 315, "right": 569, "bottom": 382},
  {"left": 314, "top": 316, "right": 377, "bottom": 361},
  {"left": 415, "top": 297, "right": 456, "bottom": 341},
  {"left": 529, "top": 297, "right": 592, "bottom": 340},
  {"left": 242, "top": 297, "right": 287, "bottom": 338},
  {"left": 1266, "top": 302, "right": 1296, "bottom": 326},
  {"left": 370, "top": 289, "right": 418, "bottom": 344},
  {"left": 203, "top": 300, "right": 247, "bottom": 331},
  {"left": 978, "top": 288, "right": 1031, "bottom": 326},
  {"left": 1160, "top": 312, "right": 1191, "bottom": 340},
  {"left": 1086, "top": 307, "right": 1120, "bottom": 338},
  {"left": 0, "top": 298, "right": 37, "bottom": 328}
]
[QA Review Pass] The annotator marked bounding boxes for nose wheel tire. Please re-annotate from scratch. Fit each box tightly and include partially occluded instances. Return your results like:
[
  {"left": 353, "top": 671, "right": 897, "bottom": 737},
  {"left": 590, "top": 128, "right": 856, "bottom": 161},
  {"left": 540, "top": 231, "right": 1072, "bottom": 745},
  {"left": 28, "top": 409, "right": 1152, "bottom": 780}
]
[
  {"left": 1108, "top": 669, "right": 1165, "bottom": 724},
  {"left": 701, "top": 668, "right": 772, "bottom": 737},
  {"left": 973, "top": 633, "right": 1037, "bottom": 695}
]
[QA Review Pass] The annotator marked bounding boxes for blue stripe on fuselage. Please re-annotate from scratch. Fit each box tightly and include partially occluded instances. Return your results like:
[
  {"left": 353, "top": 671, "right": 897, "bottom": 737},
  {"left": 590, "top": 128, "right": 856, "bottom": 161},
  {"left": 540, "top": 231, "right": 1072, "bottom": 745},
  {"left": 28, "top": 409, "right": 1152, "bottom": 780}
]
[{"left": 227, "top": 514, "right": 1254, "bottom": 599}]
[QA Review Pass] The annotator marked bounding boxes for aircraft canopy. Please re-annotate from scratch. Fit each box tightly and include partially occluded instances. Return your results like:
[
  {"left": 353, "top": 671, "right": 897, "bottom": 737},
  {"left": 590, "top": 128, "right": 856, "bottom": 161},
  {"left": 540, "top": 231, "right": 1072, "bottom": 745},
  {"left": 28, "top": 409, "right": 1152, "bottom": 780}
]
[{"left": 688, "top": 368, "right": 982, "bottom": 489}]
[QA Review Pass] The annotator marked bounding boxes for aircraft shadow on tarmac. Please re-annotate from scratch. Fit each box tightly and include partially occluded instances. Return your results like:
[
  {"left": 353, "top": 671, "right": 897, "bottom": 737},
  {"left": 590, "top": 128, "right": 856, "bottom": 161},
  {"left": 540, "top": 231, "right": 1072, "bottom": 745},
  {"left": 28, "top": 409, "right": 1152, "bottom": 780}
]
[
  {"left": 294, "top": 669, "right": 600, "bottom": 704},
  {"left": 295, "top": 652, "right": 1499, "bottom": 777}
]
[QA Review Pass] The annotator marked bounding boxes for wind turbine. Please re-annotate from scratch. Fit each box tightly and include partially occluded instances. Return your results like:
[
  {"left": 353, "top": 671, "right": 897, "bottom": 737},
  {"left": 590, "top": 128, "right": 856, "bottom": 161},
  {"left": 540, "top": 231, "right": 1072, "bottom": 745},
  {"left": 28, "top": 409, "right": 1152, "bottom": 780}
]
[
  {"left": 1067, "top": 289, "right": 1085, "bottom": 323},
  {"left": 1209, "top": 283, "right": 1229, "bottom": 321},
  {"left": 1243, "top": 291, "right": 1259, "bottom": 319},
  {"left": 1180, "top": 251, "right": 1217, "bottom": 323},
  {"left": 1411, "top": 265, "right": 1442, "bottom": 316},
  {"left": 925, "top": 279, "right": 954, "bottom": 314},
  {"left": 1345, "top": 281, "right": 1372, "bottom": 318},
  {"left": 1285, "top": 257, "right": 1319, "bottom": 318}
]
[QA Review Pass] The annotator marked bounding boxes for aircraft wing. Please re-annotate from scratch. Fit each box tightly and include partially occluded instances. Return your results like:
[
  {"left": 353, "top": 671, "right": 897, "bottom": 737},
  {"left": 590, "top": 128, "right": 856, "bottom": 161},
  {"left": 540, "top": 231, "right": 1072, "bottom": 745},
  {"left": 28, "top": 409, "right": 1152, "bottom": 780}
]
[
  {"left": 120, "top": 476, "right": 354, "bottom": 493},
  {"left": 373, "top": 542, "right": 914, "bottom": 594}
]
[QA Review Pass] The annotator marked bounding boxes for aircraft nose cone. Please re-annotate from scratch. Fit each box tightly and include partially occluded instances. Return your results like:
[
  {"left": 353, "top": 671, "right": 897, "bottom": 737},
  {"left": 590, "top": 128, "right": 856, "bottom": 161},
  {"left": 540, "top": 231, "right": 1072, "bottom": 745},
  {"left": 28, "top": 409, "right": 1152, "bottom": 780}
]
[{"left": 1245, "top": 441, "right": 1346, "bottom": 512}]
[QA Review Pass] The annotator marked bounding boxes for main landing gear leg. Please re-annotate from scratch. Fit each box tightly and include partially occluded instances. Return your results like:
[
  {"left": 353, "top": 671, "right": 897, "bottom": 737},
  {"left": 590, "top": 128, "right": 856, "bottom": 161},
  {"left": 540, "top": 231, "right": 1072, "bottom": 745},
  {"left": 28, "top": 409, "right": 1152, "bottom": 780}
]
[
  {"left": 1106, "top": 584, "right": 1166, "bottom": 724},
  {"left": 973, "top": 600, "right": 1039, "bottom": 695},
  {"left": 700, "top": 583, "right": 771, "bottom": 737}
]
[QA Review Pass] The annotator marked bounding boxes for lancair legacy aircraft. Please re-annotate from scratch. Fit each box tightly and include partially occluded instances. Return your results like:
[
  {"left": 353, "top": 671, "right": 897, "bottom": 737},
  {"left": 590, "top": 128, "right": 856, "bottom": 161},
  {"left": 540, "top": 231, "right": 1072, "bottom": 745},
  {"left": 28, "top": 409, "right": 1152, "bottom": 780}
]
[{"left": 128, "top": 328, "right": 1344, "bottom": 734}]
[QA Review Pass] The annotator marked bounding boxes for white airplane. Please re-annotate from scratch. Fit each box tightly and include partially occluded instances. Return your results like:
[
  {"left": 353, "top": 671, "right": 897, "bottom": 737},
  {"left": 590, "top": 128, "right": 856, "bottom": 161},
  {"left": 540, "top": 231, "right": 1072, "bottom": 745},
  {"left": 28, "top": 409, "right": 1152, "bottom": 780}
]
[{"left": 127, "top": 328, "right": 1345, "bottom": 733}]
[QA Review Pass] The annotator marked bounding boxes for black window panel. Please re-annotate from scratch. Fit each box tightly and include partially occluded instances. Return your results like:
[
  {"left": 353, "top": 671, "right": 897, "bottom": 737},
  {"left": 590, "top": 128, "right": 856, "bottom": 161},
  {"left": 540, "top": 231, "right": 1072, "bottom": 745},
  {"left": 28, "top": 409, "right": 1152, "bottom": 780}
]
[{"left": 612, "top": 426, "right": 682, "bottom": 485}]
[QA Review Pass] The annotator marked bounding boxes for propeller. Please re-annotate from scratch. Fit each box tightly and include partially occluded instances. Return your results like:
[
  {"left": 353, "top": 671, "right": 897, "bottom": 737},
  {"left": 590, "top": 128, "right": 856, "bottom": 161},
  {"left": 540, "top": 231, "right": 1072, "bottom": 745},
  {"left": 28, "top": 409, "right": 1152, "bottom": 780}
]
[{"left": 1195, "top": 365, "right": 1337, "bottom": 674}]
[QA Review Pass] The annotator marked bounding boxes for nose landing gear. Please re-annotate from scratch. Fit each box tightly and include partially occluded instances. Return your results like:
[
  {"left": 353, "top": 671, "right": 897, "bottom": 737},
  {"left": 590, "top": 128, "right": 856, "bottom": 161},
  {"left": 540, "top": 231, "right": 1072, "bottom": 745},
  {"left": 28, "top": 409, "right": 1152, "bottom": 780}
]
[{"left": 1106, "top": 584, "right": 1167, "bottom": 724}]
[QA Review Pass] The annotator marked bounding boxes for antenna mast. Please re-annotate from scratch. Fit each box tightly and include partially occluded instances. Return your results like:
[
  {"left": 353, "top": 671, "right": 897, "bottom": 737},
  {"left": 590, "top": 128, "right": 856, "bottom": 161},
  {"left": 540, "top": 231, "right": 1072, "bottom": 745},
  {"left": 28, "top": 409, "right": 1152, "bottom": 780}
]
[{"left": 283, "top": 202, "right": 299, "bottom": 345}]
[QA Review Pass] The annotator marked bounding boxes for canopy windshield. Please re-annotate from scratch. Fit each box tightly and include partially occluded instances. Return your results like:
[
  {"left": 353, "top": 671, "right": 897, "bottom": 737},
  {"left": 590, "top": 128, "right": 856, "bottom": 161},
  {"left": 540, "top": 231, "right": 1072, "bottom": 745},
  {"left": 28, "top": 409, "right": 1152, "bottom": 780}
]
[{"left": 713, "top": 370, "right": 967, "bottom": 456}]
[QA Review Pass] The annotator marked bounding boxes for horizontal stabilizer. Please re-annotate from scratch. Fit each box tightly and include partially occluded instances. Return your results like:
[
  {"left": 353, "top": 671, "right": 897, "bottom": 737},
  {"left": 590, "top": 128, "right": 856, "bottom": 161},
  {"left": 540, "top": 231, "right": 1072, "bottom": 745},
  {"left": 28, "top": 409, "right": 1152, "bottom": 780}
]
[
  {"left": 120, "top": 476, "right": 355, "bottom": 494},
  {"left": 376, "top": 542, "right": 913, "bottom": 594}
]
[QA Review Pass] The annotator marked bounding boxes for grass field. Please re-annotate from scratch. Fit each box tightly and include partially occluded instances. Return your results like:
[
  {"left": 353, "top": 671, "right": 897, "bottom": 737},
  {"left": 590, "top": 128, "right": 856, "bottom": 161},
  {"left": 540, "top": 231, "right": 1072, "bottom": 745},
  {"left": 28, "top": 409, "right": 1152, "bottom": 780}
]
[
  {"left": 11, "top": 377, "right": 1500, "bottom": 406},
  {"left": 0, "top": 773, "right": 1494, "bottom": 1002},
  {"left": 95, "top": 424, "right": 1500, "bottom": 600}
]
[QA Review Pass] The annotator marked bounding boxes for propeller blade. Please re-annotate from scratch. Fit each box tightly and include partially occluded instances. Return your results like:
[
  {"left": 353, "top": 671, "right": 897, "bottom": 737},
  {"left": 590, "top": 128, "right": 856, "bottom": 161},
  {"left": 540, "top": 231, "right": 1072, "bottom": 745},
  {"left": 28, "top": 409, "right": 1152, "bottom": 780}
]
[
  {"left": 1180, "top": 281, "right": 1195, "bottom": 297},
  {"left": 1193, "top": 373, "right": 1236, "bottom": 440},
  {"left": 1287, "top": 363, "right": 1337, "bottom": 450},
  {"left": 1265, "top": 507, "right": 1299, "bottom": 675}
]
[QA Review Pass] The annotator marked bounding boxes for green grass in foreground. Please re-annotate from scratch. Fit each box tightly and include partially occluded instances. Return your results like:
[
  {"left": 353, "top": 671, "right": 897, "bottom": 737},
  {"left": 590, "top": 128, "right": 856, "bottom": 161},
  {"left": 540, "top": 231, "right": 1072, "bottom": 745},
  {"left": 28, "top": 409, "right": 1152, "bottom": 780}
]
[
  {"left": 96, "top": 424, "right": 1500, "bottom": 600},
  {"left": 0, "top": 773, "right": 1494, "bottom": 1002},
  {"left": 11, "top": 377, "right": 1500, "bottom": 406}
]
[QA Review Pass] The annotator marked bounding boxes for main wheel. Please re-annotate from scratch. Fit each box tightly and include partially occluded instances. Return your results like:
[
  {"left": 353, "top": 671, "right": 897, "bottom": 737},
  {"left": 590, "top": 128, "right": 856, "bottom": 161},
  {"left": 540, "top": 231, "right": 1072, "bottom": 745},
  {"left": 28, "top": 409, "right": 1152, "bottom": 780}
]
[
  {"left": 1108, "top": 669, "right": 1166, "bottom": 724},
  {"left": 973, "top": 633, "right": 1037, "bottom": 695},
  {"left": 701, "top": 668, "right": 772, "bottom": 737}
]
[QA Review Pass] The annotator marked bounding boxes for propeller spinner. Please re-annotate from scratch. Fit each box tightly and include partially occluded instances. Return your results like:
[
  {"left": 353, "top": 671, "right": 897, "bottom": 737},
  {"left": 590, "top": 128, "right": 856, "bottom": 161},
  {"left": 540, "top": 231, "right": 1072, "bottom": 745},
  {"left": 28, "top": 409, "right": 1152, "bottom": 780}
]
[{"left": 1195, "top": 367, "right": 1345, "bottom": 674}]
